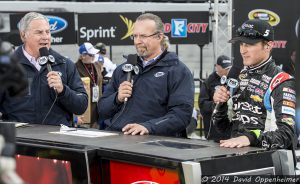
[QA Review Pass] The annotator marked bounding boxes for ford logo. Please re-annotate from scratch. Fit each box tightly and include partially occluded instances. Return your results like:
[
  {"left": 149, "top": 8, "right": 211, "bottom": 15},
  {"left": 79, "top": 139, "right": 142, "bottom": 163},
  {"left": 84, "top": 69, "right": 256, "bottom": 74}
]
[
  {"left": 46, "top": 15, "right": 68, "bottom": 34},
  {"left": 248, "top": 9, "right": 280, "bottom": 26}
]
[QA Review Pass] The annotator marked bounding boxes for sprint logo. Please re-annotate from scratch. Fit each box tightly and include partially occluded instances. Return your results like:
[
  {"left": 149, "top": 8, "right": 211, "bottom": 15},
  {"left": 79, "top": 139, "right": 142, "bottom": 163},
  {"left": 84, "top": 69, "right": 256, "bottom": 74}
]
[
  {"left": 171, "top": 19, "right": 187, "bottom": 38},
  {"left": 120, "top": 15, "right": 134, "bottom": 40}
]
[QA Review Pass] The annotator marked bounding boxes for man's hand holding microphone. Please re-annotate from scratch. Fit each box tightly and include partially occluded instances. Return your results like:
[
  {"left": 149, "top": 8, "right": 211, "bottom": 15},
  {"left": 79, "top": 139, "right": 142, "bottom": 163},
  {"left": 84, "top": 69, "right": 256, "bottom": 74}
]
[
  {"left": 212, "top": 66, "right": 250, "bottom": 148},
  {"left": 117, "top": 81, "right": 133, "bottom": 103}
]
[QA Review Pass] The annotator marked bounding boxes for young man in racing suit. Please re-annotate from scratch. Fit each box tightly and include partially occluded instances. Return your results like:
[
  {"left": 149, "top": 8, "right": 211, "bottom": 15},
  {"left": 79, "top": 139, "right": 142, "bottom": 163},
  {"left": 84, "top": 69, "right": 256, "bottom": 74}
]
[{"left": 212, "top": 19, "right": 296, "bottom": 149}]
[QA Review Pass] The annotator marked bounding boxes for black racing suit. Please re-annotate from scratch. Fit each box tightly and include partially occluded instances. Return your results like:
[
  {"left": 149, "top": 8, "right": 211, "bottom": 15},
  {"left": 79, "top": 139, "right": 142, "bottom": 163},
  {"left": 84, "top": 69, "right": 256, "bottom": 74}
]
[{"left": 212, "top": 57, "right": 296, "bottom": 149}]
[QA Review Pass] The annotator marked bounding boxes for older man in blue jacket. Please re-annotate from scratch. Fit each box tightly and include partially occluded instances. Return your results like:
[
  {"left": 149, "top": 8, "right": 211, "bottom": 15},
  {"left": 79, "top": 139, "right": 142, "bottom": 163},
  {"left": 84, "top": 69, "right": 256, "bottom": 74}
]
[
  {"left": 0, "top": 12, "right": 87, "bottom": 125},
  {"left": 99, "top": 13, "right": 194, "bottom": 136}
]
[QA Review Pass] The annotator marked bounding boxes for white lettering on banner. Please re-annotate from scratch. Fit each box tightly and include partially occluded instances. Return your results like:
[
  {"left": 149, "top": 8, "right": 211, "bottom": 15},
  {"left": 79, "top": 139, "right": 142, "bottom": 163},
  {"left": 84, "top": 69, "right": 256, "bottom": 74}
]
[
  {"left": 80, "top": 26, "right": 116, "bottom": 41},
  {"left": 233, "top": 102, "right": 262, "bottom": 114},
  {"left": 51, "top": 37, "right": 63, "bottom": 43}
]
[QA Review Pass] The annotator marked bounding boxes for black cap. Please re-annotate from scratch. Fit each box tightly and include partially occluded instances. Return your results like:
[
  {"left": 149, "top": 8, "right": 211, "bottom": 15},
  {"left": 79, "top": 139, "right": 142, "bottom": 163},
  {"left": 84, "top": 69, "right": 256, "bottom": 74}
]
[
  {"left": 229, "top": 19, "right": 274, "bottom": 44},
  {"left": 94, "top": 42, "right": 106, "bottom": 54},
  {"left": 217, "top": 55, "right": 232, "bottom": 69}
]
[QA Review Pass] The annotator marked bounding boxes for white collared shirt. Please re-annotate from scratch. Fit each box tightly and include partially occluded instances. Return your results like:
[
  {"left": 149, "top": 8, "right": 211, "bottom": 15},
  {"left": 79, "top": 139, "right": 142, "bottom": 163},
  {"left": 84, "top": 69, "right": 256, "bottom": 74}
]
[{"left": 22, "top": 46, "right": 41, "bottom": 71}]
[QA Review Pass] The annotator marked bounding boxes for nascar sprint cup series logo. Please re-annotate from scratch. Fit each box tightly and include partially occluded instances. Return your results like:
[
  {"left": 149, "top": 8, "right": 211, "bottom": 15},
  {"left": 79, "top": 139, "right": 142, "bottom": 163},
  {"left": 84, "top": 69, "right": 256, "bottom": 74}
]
[{"left": 248, "top": 9, "right": 280, "bottom": 26}]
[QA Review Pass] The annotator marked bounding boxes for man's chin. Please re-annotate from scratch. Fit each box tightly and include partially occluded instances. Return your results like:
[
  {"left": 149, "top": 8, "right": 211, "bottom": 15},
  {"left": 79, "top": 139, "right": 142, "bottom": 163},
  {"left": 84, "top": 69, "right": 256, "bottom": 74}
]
[{"left": 136, "top": 50, "right": 146, "bottom": 57}]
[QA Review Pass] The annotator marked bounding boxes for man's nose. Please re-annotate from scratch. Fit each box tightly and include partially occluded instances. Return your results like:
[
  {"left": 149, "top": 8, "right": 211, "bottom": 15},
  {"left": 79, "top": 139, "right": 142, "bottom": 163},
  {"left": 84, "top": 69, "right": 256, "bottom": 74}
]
[
  {"left": 42, "top": 32, "right": 50, "bottom": 39},
  {"left": 240, "top": 44, "right": 247, "bottom": 54}
]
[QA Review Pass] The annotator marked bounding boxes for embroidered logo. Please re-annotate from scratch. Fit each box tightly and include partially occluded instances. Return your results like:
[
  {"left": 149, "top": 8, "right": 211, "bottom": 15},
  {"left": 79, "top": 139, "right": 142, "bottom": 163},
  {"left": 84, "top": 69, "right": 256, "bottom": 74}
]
[{"left": 154, "top": 72, "right": 165, "bottom": 78}]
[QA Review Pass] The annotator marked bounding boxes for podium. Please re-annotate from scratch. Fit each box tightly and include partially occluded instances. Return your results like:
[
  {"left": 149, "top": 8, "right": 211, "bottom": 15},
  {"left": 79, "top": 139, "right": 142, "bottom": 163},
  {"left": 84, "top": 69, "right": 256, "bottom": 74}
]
[{"left": 15, "top": 125, "right": 295, "bottom": 184}]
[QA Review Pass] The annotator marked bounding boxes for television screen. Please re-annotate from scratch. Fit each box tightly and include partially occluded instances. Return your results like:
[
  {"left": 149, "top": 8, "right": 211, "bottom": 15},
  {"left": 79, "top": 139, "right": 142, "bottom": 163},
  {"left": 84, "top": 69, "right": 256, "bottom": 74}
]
[{"left": 16, "top": 155, "right": 72, "bottom": 184}]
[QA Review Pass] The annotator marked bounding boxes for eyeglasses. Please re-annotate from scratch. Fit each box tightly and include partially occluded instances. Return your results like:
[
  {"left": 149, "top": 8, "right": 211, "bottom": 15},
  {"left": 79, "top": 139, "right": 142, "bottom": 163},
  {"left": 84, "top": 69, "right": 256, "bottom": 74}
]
[
  {"left": 236, "top": 27, "right": 264, "bottom": 40},
  {"left": 83, "top": 53, "right": 95, "bottom": 57},
  {"left": 130, "top": 32, "right": 160, "bottom": 40}
]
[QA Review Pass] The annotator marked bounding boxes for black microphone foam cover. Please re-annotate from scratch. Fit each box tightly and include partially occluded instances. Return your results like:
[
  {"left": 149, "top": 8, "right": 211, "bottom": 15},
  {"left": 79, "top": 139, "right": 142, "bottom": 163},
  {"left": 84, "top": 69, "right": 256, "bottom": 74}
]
[
  {"left": 227, "top": 65, "right": 241, "bottom": 80},
  {"left": 39, "top": 47, "right": 49, "bottom": 57},
  {"left": 127, "top": 54, "right": 137, "bottom": 65}
]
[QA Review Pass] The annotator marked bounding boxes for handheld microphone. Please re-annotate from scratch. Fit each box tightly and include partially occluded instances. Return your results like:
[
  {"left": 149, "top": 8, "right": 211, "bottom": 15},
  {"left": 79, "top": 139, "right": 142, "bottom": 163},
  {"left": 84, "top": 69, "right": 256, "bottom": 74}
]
[
  {"left": 37, "top": 47, "right": 55, "bottom": 72},
  {"left": 212, "top": 65, "right": 241, "bottom": 115},
  {"left": 38, "top": 47, "right": 57, "bottom": 94},
  {"left": 121, "top": 54, "right": 138, "bottom": 103}
]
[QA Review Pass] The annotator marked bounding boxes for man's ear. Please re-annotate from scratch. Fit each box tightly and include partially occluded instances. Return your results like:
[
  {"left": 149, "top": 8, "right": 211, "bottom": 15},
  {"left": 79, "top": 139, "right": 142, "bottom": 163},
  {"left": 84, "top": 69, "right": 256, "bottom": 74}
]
[
  {"left": 156, "top": 34, "right": 161, "bottom": 39},
  {"left": 20, "top": 32, "right": 26, "bottom": 42},
  {"left": 266, "top": 41, "right": 274, "bottom": 50}
]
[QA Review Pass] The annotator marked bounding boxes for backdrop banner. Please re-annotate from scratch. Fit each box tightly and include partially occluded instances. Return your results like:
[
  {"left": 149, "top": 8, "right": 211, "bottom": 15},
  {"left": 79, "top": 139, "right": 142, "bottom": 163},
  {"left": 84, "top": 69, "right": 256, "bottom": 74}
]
[
  {"left": 78, "top": 11, "right": 209, "bottom": 45},
  {"left": 3, "top": 12, "right": 76, "bottom": 46}
]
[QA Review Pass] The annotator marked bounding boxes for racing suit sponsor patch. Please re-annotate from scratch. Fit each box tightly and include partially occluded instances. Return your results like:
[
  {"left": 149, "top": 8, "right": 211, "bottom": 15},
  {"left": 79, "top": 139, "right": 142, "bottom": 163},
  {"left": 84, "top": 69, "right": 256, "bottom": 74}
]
[
  {"left": 282, "top": 106, "right": 295, "bottom": 116},
  {"left": 249, "top": 78, "right": 260, "bottom": 85},
  {"left": 282, "top": 87, "right": 295, "bottom": 94},
  {"left": 281, "top": 117, "right": 295, "bottom": 126},
  {"left": 283, "top": 93, "right": 296, "bottom": 102},
  {"left": 270, "top": 72, "right": 291, "bottom": 90},
  {"left": 250, "top": 95, "right": 262, "bottom": 102},
  {"left": 262, "top": 74, "right": 272, "bottom": 83},
  {"left": 255, "top": 88, "right": 264, "bottom": 96},
  {"left": 282, "top": 100, "right": 295, "bottom": 108}
]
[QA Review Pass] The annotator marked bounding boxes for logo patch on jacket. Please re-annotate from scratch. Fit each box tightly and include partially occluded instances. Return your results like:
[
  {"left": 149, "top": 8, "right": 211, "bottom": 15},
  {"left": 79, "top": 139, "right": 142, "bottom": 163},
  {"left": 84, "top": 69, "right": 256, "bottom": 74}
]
[
  {"left": 250, "top": 95, "right": 262, "bottom": 102},
  {"left": 154, "top": 72, "right": 165, "bottom": 77},
  {"left": 282, "top": 106, "right": 295, "bottom": 116},
  {"left": 281, "top": 117, "right": 295, "bottom": 126}
]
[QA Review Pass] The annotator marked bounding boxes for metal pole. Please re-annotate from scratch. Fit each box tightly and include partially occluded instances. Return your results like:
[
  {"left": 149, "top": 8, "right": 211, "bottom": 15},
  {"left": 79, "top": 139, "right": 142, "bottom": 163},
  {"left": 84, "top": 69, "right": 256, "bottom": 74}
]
[
  {"left": 176, "top": 44, "right": 179, "bottom": 56},
  {"left": 199, "top": 44, "right": 204, "bottom": 80},
  {"left": 109, "top": 45, "right": 112, "bottom": 61}
]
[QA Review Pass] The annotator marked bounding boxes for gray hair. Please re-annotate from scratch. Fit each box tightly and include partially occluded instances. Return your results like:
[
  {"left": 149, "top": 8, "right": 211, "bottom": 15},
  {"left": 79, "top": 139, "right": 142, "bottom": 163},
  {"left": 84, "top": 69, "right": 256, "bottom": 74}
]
[
  {"left": 136, "top": 13, "right": 170, "bottom": 50},
  {"left": 19, "top": 12, "right": 48, "bottom": 32}
]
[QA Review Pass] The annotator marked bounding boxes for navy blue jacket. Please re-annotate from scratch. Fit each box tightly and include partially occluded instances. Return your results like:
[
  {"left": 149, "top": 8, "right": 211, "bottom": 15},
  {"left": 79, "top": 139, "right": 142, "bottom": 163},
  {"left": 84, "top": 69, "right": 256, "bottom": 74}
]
[
  {"left": 0, "top": 46, "right": 88, "bottom": 125},
  {"left": 99, "top": 51, "right": 194, "bottom": 136}
]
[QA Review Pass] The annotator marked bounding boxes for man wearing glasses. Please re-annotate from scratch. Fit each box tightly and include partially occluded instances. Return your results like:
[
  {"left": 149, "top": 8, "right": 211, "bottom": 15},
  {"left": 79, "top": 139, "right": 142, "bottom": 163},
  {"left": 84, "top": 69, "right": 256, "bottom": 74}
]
[
  {"left": 213, "top": 19, "right": 296, "bottom": 149},
  {"left": 99, "top": 13, "right": 194, "bottom": 136},
  {"left": 75, "top": 42, "right": 103, "bottom": 128}
]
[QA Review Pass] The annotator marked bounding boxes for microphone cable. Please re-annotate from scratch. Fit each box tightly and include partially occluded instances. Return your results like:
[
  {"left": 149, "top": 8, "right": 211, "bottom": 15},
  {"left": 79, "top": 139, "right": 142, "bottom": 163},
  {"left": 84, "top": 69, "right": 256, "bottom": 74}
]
[
  {"left": 107, "top": 78, "right": 134, "bottom": 130},
  {"left": 41, "top": 92, "right": 58, "bottom": 125},
  {"left": 106, "top": 101, "right": 127, "bottom": 130}
]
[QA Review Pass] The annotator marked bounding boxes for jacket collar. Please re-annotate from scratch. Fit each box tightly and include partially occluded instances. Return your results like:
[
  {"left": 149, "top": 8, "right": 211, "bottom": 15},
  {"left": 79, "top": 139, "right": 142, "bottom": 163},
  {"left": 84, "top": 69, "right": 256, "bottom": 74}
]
[
  {"left": 15, "top": 45, "right": 66, "bottom": 66},
  {"left": 137, "top": 50, "right": 178, "bottom": 68},
  {"left": 246, "top": 56, "right": 273, "bottom": 74}
]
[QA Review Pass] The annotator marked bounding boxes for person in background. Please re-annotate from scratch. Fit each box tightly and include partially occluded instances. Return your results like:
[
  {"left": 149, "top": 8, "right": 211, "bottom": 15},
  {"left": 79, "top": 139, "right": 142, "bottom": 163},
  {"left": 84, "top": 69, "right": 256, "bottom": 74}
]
[
  {"left": 99, "top": 13, "right": 194, "bottom": 136},
  {"left": 75, "top": 42, "right": 103, "bottom": 128},
  {"left": 198, "top": 55, "right": 232, "bottom": 141},
  {"left": 282, "top": 49, "right": 296, "bottom": 76},
  {"left": 94, "top": 42, "right": 117, "bottom": 91},
  {"left": 0, "top": 12, "right": 87, "bottom": 125},
  {"left": 213, "top": 19, "right": 296, "bottom": 149}
]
